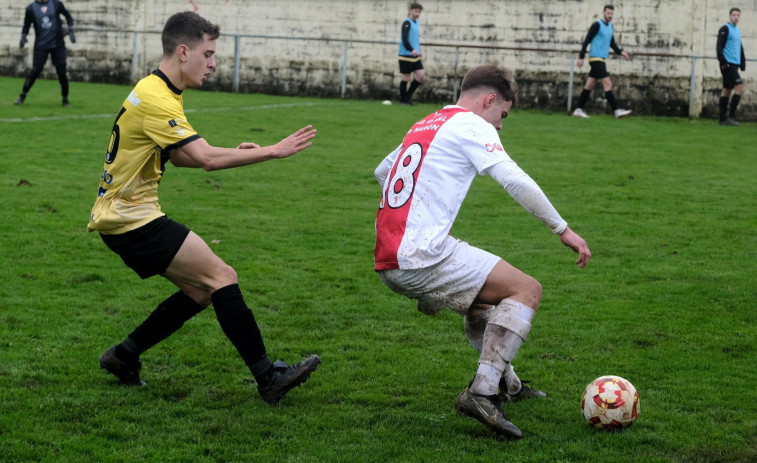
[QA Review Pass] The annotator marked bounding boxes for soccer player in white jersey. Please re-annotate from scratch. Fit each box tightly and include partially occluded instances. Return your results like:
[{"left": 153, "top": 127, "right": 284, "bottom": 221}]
[
  {"left": 374, "top": 65, "right": 591, "bottom": 439},
  {"left": 90, "top": 11, "right": 319, "bottom": 404}
]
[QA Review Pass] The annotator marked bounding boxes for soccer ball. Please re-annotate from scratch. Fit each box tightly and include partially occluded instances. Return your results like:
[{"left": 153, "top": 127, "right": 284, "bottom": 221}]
[{"left": 581, "top": 375, "right": 640, "bottom": 429}]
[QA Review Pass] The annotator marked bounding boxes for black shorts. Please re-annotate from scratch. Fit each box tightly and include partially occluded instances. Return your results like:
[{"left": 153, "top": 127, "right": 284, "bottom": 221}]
[
  {"left": 588, "top": 60, "right": 610, "bottom": 79},
  {"left": 100, "top": 216, "right": 191, "bottom": 279},
  {"left": 32, "top": 46, "right": 67, "bottom": 69},
  {"left": 720, "top": 63, "right": 743, "bottom": 89},
  {"left": 399, "top": 58, "right": 423, "bottom": 74}
]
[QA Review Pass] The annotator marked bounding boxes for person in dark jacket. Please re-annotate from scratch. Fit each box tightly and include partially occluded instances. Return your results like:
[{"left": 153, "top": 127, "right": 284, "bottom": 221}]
[{"left": 15, "top": 0, "right": 76, "bottom": 106}]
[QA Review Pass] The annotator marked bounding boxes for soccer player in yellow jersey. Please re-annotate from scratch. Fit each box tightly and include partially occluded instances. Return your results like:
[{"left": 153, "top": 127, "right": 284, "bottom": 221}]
[{"left": 89, "top": 11, "right": 319, "bottom": 404}]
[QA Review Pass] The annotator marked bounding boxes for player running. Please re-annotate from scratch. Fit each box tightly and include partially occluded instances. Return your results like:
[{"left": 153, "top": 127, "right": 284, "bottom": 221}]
[{"left": 89, "top": 11, "right": 319, "bottom": 404}]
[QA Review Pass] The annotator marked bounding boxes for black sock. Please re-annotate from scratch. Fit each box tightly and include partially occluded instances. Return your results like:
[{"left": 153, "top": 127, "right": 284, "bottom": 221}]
[
  {"left": 729, "top": 94, "right": 741, "bottom": 118},
  {"left": 577, "top": 89, "right": 591, "bottom": 109},
  {"left": 407, "top": 80, "right": 421, "bottom": 99},
  {"left": 399, "top": 81, "right": 408, "bottom": 101},
  {"left": 115, "top": 337, "right": 142, "bottom": 363},
  {"left": 605, "top": 91, "right": 619, "bottom": 111},
  {"left": 719, "top": 96, "right": 729, "bottom": 121},
  {"left": 211, "top": 284, "right": 273, "bottom": 383},
  {"left": 117, "top": 291, "right": 206, "bottom": 361}
]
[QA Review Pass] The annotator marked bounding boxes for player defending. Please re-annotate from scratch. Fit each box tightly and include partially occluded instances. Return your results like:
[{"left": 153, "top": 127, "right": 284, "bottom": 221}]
[
  {"left": 90, "top": 11, "right": 320, "bottom": 404},
  {"left": 572, "top": 4, "right": 632, "bottom": 119},
  {"left": 716, "top": 8, "right": 746, "bottom": 126},
  {"left": 374, "top": 65, "right": 591, "bottom": 439},
  {"left": 398, "top": 2, "right": 424, "bottom": 105}
]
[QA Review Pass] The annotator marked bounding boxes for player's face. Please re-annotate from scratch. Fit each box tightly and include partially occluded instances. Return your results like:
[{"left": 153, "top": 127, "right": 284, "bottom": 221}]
[
  {"left": 603, "top": 8, "right": 614, "bottom": 23},
  {"left": 409, "top": 8, "right": 422, "bottom": 20},
  {"left": 482, "top": 96, "right": 513, "bottom": 131},
  {"left": 730, "top": 11, "right": 740, "bottom": 25},
  {"left": 184, "top": 34, "right": 217, "bottom": 88}
]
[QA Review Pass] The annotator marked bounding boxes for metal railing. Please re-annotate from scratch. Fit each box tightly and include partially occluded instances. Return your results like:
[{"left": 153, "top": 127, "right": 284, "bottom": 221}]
[{"left": 2, "top": 24, "right": 753, "bottom": 117}]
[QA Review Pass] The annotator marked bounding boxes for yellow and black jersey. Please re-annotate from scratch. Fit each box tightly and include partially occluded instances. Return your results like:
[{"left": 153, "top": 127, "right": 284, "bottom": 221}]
[{"left": 88, "top": 70, "right": 200, "bottom": 234}]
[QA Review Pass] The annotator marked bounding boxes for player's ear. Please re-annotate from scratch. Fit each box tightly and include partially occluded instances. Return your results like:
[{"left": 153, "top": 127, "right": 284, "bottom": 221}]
[
  {"left": 177, "top": 44, "right": 189, "bottom": 61},
  {"left": 484, "top": 93, "right": 498, "bottom": 108}
]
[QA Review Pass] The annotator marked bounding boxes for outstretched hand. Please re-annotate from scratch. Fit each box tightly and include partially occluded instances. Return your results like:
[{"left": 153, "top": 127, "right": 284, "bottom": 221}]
[
  {"left": 271, "top": 125, "right": 317, "bottom": 159},
  {"left": 559, "top": 226, "right": 592, "bottom": 268}
]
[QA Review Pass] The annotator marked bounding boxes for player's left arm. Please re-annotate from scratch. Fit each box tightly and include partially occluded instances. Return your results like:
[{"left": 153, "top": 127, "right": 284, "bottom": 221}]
[
  {"left": 740, "top": 42, "right": 746, "bottom": 71},
  {"left": 485, "top": 161, "right": 567, "bottom": 234},
  {"left": 58, "top": 1, "right": 75, "bottom": 42},
  {"left": 59, "top": 1, "right": 74, "bottom": 27},
  {"left": 485, "top": 161, "right": 591, "bottom": 267},
  {"left": 610, "top": 37, "right": 628, "bottom": 59},
  {"left": 169, "top": 126, "right": 316, "bottom": 171}
]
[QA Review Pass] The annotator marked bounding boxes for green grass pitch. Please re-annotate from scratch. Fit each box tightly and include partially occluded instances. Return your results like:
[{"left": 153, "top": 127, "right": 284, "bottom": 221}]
[{"left": 1, "top": 76, "right": 755, "bottom": 462}]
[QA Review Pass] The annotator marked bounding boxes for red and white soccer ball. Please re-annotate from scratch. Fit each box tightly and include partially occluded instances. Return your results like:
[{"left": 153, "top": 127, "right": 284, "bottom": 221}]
[{"left": 581, "top": 375, "right": 640, "bottom": 429}]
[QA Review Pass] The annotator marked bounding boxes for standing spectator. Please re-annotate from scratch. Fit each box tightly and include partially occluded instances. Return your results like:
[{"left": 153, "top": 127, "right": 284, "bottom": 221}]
[
  {"left": 15, "top": 0, "right": 76, "bottom": 107},
  {"left": 716, "top": 7, "right": 746, "bottom": 126},
  {"left": 90, "top": 11, "right": 320, "bottom": 404},
  {"left": 374, "top": 65, "right": 591, "bottom": 438},
  {"left": 398, "top": 2, "right": 424, "bottom": 105},
  {"left": 572, "top": 4, "right": 632, "bottom": 119}
]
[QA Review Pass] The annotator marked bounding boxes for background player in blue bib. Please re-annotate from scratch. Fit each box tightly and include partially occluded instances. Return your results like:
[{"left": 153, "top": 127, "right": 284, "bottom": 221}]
[
  {"left": 716, "top": 8, "right": 746, "bottom": 126},
  {"left": 572, "top": 5, "right": 632, "bottom": 119},
  {"left": 398, "top": 3, "right": 425, "bottom": 105}
]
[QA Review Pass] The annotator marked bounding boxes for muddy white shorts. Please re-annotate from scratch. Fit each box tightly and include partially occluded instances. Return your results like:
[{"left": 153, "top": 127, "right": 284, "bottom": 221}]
[{"left": 377, "top": 238, "right": 501, "bottom": 315}]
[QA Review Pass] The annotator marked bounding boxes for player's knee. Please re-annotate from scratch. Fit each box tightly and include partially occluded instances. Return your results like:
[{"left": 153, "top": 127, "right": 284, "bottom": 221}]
[
  {"left": 213, "top": 263, "right": 238, "bottom": 289},
  {"left": 523, "top": 276, "right": 542, "bottom": 308}
]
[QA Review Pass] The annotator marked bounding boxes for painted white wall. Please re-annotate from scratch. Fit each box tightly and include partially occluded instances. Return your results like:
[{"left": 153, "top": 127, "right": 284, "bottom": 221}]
[{"left": 1, "top": 0, "right": 754, "bottom": 117}]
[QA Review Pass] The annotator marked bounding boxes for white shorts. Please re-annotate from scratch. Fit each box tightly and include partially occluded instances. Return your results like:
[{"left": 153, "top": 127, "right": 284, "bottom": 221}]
[{"left": 378, "top": 239, "right": 501, "bottom": 316}]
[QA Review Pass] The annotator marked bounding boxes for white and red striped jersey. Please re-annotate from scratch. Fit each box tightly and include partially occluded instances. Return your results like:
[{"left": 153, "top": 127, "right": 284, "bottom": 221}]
[{"left": 374, "top": 106, "right": 515, "bottom": 270}]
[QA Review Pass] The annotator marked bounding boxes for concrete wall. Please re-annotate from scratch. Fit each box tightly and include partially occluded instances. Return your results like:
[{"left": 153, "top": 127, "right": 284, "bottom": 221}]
[{"left": 1, "top": 0, "right": 755, "bottom": 119}]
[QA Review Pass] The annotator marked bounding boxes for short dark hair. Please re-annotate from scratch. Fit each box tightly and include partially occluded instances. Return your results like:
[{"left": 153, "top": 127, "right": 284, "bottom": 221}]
[
  {"left": 604, "top": 5, "right": 615, "bottom": 11},
  {"left": 730, "top": 7, "right": 741, "bottom": 14},
  {"left": 461, "top": 65, "right": 519, "bottom": 104},
  {"left": 162, "top": 11, "right": 220, "bottom": 57},
  {"left": 410, "top": 2, "right": 423, "bottom": 10}
]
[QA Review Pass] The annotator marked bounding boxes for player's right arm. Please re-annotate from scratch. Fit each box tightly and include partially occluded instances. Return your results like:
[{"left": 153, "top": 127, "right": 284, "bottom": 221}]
[
  {"left": 716, "top": 25, "right": 729, "bottom": 65},
  {"left": 20, "top": 6, "right": 33, "bottom": 46},
  {"left": 375, "top": 143, "right": 403, "bottom": 185},
  {"left": 168, "top": 125, "right": 316, "bottom": 171},
  {"left": 401, "top": 19, "right": 414, "bottom": 53},
  {"left": 579, "top": 21, "right": 600, "bottom": 60}
]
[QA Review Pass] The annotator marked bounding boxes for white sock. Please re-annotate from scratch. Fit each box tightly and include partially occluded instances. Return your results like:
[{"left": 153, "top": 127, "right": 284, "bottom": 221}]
[
  {"left": 463, "top": 309, "right": 492, "bottom": 352},
  {"left": 470, "top": 363, "right": 501, "bottom": 396},
  {"left": 503, "top": 363, "right": 522, "bottom": 395}
]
